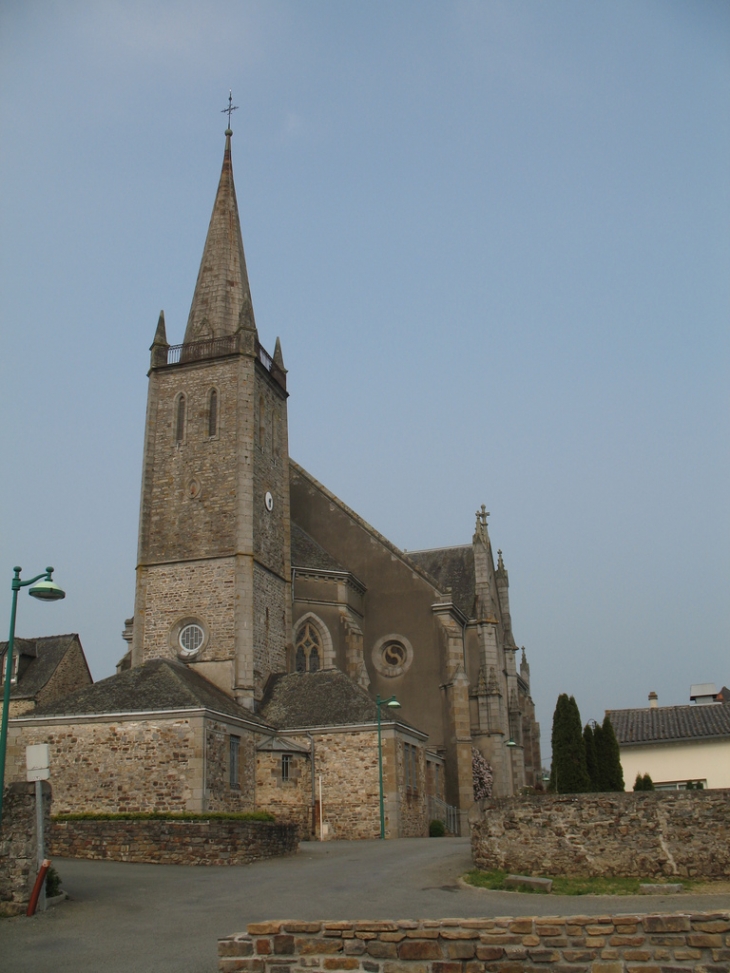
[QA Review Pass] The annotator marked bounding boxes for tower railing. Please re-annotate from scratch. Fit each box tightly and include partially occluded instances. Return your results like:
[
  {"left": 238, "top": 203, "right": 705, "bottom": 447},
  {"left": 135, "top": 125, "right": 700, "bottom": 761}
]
[{"left": 162, "top": 335, "right": 286, "bottom": 390}]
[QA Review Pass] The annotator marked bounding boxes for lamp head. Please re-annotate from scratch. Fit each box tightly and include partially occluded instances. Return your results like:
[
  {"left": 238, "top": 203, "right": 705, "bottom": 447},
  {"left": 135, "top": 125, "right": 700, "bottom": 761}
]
[
  {"left": 506, "top": 737, "right": 517, "bottom": 748},
  {"left": 29, "top": 567, "right": 66, "bottom": 602},
  {"left": 386, "top": 696, "right": 401, "bottom": 709}
]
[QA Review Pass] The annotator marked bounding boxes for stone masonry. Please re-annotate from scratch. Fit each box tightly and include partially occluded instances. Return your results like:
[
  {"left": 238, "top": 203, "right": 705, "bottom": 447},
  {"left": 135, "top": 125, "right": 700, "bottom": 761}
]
[
  {"left": 219, "top": 912, "right": 730, "bottom": 973},
  {"left": 0, "top": 781, "right": 50, "bottom": 916},
  {"left": 472, "top": 790, "right": 730, "bottom": 879},
  {"left": 49, "top": 817, "right": 298, "bottom": 866}
]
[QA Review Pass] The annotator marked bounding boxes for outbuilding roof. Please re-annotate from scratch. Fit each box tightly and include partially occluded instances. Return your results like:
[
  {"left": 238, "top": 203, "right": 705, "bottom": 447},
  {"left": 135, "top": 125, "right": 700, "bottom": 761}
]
[
  {"left": 291, "top": 523, "right": 346, "bottom": 573},
  {"left": 259, "top": 668, "right": 422, "bottom": 735},
  {"left": 0, "top": 634, "right": 89, "bottom": 700},
  {"left": 29, "top": 658, "right": 272, "bottom": 727},
  {"left": 607, "top": 703, "right": 730, "bottom": 746}
]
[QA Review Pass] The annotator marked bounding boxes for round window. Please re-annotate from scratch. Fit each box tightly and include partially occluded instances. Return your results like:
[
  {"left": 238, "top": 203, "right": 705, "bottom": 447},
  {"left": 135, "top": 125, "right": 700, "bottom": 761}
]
[
  {"left": 179, "top": 623, "right": 205, "bottom": 657},
  {"left": 371, "top": 634, "right": 414, "bottom": 677}
]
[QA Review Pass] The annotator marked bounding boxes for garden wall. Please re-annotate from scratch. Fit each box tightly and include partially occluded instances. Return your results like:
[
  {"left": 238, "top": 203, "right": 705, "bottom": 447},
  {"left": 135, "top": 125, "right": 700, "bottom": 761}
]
[
  {"left": 0, "top": 781, "right": 51, "bottom": 916},
  {"left": 218, "top": 912, "right": 730, "bottom": 973},
  {"left": 49, "top": 817, "right": 298, "bottom": 866},
  {"left": 472, "top": 790, "right": 730, "bottom": 878}
]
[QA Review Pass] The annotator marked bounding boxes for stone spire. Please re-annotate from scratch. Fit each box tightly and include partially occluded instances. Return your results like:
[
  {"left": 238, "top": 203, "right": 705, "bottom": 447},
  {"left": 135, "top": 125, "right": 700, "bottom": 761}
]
[
  {"left": 183, "top": 128, "right": 256, "bottom": 344},
  {"left": 150, "top": 310, "right": 169, "bottom": 368}
]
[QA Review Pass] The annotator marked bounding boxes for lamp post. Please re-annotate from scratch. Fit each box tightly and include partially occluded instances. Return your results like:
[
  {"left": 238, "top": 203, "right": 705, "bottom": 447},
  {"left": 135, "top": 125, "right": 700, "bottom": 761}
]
[
  {"left": 376, "top": 694, "right": 401, "bottom": 839},
  {"left": 0, "top": 567, "right": 65, "bottom": 828}
]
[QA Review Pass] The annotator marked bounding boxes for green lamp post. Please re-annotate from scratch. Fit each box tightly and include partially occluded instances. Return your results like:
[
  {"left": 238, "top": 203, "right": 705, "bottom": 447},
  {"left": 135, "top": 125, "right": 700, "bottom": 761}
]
[
  {"left": 0, "top": 567, "right": 65, "bottom": 828},
  {"left": 376, "top": 694, "right": 401, "bottom": 839}
]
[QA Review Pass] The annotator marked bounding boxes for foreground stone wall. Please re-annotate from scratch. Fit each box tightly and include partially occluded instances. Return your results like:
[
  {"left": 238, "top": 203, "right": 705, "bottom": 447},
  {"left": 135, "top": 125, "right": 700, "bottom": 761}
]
[
  {"left": 219, "top": 913, "right": 730, "bottom": 973},
  {"left": 0, "top": 781, "right": 50, "bottom": 916},
  {"left": 49, "top": 817, "right": 298, "bottom": 866},
  {"left": 472, "top": 790, "right": 730, "bottom": 878}
]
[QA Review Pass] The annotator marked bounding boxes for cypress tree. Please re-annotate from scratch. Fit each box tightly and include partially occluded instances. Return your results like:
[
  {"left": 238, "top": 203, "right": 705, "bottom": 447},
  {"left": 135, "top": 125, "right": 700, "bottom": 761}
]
[
  {"left": 600, "top": 715, "right": 624, "bottom": 791},
  {"left": 592, "top": 722, "right": 607, "bottom": 790},
  {"left": 583, "top": 723, "right": 599, "bottom": 790},
  {"left": 550, "top": 694, "right": 590, "bottom": 793}
]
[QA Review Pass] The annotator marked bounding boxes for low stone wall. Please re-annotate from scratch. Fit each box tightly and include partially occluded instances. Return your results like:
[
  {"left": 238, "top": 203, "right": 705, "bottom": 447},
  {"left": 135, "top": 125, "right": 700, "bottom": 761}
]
[
  {"left": 218, "top": 913, "right": 730, "bottom": 973},
  {"left": 0, "top": 781, "right": 50, "bottom": 916},
  {"left": 49, "top": 817, "right": 299, "bottom": 866},
  {"left": 472, "top": 790, "right": 730, "bottom": 878}
]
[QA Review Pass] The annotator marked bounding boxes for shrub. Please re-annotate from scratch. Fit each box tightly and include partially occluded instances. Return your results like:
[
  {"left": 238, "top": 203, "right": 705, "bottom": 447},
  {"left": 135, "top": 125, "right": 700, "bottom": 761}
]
[
  {"left": 45, "top": 866, "right": 61, "bottom": 898},
  {"left": 429, "top": 819, "right": 446, "bottom": 837}
]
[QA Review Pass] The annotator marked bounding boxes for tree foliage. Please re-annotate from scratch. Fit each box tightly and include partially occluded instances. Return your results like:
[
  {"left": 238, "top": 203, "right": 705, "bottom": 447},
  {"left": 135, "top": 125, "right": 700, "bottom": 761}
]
[
  {"left": 633, "top": 772, "right": 654, "bottom": 791},
  {"left": 598, "top": 715, "right": 624, "bottom": 791},
  {"left": 550, "top": 694, "right": 590, "bottom": 793},
  {"left": 583, "top": 723, "right": 599, "bottom": 790}
]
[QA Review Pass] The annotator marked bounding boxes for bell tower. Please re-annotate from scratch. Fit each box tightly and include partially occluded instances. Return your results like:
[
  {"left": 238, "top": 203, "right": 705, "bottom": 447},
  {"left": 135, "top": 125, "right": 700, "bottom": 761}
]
[{"left": 131, "top": 122, "right": 291, "bottom": 709}]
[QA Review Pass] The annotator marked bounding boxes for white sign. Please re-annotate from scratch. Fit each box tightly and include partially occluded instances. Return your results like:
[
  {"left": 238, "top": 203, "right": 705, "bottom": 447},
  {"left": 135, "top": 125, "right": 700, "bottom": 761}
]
[{"left": 26, "top": 743, "right": 50, "bottom": 782}]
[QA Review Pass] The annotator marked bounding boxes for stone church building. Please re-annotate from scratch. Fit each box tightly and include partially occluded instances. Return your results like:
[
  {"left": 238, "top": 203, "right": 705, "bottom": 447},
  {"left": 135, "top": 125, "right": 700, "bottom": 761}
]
[{"left": 6, "top": 125, "right": 540, "bottom": 838}]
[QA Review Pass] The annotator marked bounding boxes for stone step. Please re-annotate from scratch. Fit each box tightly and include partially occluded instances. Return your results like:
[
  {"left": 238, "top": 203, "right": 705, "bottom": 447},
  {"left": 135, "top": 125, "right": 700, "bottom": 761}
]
[{"left": 503, "top": 874, "right": 553, "bottom": 893}]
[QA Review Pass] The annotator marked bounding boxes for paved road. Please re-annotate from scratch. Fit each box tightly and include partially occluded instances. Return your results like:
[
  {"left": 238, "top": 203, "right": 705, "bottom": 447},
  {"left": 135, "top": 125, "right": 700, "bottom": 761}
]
[{"left": 4, "top": 839, "right": 730, "bottom": 973}]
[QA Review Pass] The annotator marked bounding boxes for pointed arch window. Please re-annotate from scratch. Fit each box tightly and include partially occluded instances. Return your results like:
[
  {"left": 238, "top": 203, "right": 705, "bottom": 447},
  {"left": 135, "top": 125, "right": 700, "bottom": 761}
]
[
  {"left": 208, "top": 388, "right": 218, "bottom": 438},
  {"left": 295, "top": 621, "right": 323, "bottom": 673},
  {"left": 175, "top": 394, "right": 186, "bottom": 443}
]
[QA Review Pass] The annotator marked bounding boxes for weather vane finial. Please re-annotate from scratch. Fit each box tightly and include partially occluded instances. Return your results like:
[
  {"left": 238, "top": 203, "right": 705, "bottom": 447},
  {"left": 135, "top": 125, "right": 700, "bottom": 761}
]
[{"left": 221, "top": 90, "right": 239, "bottom": 134}]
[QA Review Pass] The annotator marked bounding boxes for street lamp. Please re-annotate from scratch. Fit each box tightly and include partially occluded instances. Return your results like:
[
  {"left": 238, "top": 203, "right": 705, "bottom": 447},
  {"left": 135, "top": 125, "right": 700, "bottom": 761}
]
[
  {"left": 0, "top": 567, "right": 65, "bottom": 827},
  {"left": 376, "top": 693, "right": 401, "bottom": 839}
]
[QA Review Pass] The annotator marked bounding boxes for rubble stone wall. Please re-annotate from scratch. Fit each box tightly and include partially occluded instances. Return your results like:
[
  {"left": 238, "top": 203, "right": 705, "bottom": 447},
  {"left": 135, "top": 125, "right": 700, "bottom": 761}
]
[
  {"left": 49, "top": 817, "right": 298, "bottom": 866},
  {"left": 218, "top": 913, "right": 730, "bottom": 973},
  {"left": 0, "top": 781, "right": 50, "bottom": 916},
  {"left": 472, "top": 790, "right": 730, "bottom": 878}
]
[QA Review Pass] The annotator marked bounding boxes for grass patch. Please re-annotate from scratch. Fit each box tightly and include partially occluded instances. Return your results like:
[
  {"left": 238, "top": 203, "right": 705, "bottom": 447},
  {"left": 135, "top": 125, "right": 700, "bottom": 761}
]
[
  {"left": 464, "top": 869, "right": 703, "bottom": 895},
  {"left": 52, "top": 810, "right": 275, "bottom": 822}
]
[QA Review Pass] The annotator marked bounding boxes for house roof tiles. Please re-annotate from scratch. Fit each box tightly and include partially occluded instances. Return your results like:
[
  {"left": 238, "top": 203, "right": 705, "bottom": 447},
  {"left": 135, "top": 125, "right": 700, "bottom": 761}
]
[{"left": 607, "top": 703, "right": 730, "bottom": 746}]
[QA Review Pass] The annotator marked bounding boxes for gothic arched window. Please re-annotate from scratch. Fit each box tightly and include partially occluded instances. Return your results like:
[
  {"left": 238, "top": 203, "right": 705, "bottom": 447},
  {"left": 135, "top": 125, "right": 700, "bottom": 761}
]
[
  {"left": 208, "top": 389, "right": 218, "bottom": 438},
  {"left": 295, "top": 621, "right": 323, "bottom": 674},
  {"left": 175, "top": 394, "right": 186, "bottom": 443}
]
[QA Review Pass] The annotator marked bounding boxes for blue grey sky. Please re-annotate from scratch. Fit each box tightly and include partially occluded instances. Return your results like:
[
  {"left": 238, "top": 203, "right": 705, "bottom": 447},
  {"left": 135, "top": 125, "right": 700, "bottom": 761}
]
[{"left": 1, "top": 1, "right": 728, "bottom": 750}]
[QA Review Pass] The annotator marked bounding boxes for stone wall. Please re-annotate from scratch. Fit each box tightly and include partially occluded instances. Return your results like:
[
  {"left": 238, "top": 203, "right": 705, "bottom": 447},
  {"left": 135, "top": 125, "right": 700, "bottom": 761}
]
[
  {"left": 49, "top": 817, "right": 298, "bottom": 866},
  {"left": 472, "top": 790, "right": 730, "bottom": 878},
  {"left": 218, "top": 912, "right": 730, "bottom": 973},
  {"left": 0, "top": 781, "right": 50, "bottom": 917},
  {"left": 6, "top": 717, "right": 203, "bottom": 813}
]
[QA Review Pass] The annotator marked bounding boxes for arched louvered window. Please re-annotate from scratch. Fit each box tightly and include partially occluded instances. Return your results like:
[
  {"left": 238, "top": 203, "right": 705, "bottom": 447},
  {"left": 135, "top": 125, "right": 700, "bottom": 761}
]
[
  {"left": 208, "top": 389, "right": 218, "bottom": 438},
  {"left": 175, "top": 394, "right": 186, "bottom": 443},
  {"left": 258, "top": 395, "right": 266, "bottom": 445}
]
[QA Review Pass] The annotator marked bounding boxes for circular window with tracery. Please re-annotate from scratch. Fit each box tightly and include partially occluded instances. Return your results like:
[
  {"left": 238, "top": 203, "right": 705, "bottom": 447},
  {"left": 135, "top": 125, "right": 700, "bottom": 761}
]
[
  {"left": 371, "top": 634, "right": 414, "bottom": 677},
  {"left": 179, "top": 624, "right": 204, "bottom": 656},
  {"left": 170, "top": 617, "right": 209, "bottom": 660}
]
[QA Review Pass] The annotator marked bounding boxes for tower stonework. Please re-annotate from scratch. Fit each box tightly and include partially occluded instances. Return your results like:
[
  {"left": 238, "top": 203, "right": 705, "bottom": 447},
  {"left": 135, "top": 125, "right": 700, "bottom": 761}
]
[{"left": 131, "top": 130, "right": 291, "bottom": 709}]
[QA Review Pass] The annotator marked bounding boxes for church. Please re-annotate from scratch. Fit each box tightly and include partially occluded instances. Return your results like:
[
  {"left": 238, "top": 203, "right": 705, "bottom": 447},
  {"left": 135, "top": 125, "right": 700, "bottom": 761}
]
[{"left": 5, "top": 123, "right": 540, "bottom": 839}]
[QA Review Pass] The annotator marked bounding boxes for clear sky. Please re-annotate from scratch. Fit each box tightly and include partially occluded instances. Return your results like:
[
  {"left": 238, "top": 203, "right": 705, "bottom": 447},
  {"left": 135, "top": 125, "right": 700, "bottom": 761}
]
[{"left": 1, "top": 1, "right": 728, "bottom": 755}]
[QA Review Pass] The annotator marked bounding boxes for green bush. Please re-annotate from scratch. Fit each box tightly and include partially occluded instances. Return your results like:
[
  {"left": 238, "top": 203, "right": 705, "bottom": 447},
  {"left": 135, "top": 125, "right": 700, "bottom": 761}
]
[
  {"left": 45, "top": 866, "right": 61, "bottom": 898},
  {"left": 429, "top": 819, "right": 446, "bottom": 837}
]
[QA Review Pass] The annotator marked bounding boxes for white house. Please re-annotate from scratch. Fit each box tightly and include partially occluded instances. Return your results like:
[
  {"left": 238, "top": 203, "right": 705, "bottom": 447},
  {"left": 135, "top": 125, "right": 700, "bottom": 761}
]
[{"left": 607, "top": 685, "right": 730, "bottom": 790}]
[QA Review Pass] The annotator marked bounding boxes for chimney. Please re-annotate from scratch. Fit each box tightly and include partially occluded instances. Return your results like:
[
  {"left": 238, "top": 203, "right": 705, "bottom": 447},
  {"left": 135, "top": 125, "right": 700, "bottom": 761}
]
[{"left": 648, "top": 691, "right": 658, "bottom": 709}]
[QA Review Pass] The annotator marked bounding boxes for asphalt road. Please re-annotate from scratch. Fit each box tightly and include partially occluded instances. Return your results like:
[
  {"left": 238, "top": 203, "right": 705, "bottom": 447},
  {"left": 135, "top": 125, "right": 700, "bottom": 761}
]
[{"left": 3, "top": 838, "right": 730, "bottom": 973}]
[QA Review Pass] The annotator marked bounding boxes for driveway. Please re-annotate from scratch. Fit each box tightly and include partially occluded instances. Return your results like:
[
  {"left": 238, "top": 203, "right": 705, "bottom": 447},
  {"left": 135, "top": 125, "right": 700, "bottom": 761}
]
[{"left": 4, "top": 838, "right": 730, "bottom": 973}]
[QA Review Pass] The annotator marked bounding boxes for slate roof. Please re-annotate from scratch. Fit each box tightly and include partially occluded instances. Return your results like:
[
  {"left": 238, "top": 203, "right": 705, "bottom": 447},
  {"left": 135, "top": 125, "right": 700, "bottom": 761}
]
[
  {"left": 259, "top": 668, "right": 420, "bottom": 733},
  {"left": 0, "top": 634, "right": 85, "bottom": 700},
  {"left": 291, "top": 523, "right": 345, "bottom": 573},
  {"left": 407, "top": 546, "right": 475, "bottom": 618},
  {"left": 29, "top": 658, "right": 272, "bottom": 726},
  {"left": 607, "top": 704, "right": 730, "bottom": 746}
]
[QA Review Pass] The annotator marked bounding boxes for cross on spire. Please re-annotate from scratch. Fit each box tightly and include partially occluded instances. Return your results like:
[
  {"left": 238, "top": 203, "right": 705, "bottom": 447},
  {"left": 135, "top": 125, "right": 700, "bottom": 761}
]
[{"left": 221, "top": 90, "right": 239, "bottom": 134}]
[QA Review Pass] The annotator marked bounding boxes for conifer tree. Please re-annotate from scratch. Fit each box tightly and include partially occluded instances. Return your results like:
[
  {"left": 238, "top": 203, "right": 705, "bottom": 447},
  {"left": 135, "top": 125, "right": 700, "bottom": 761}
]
[
  {"left": 598, "top": 714, "right": 624, "bottom": 791},
  {"left": 583, "top": 723, "right": 599, "bottom": 790},
  {"left": 592, "top": 721, "right": 606, "bottom": 790},
  {"left": 549, "top": 694, "right": 590, "bottom": 793}
]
